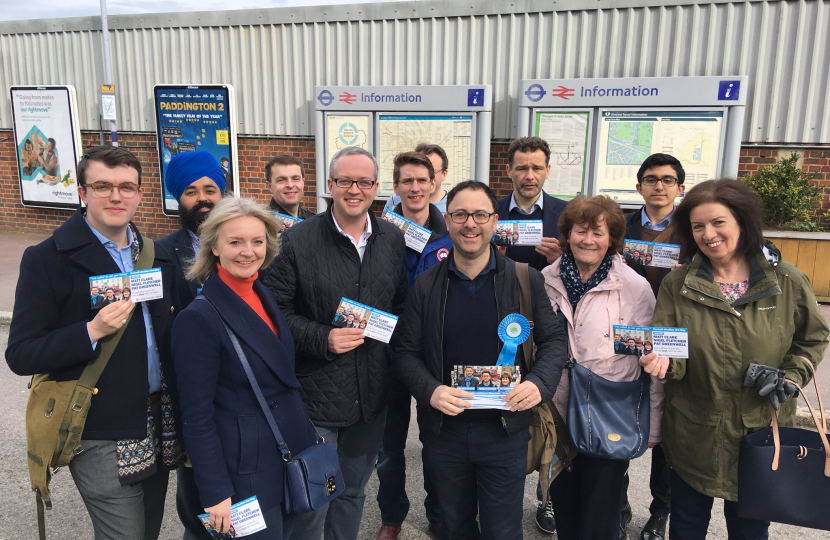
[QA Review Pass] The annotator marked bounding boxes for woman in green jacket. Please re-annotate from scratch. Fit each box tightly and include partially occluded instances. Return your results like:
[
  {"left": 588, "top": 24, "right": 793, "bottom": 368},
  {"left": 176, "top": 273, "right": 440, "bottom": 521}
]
[{"left": 640, "top": 179, "right": 829, "bottom": 539}]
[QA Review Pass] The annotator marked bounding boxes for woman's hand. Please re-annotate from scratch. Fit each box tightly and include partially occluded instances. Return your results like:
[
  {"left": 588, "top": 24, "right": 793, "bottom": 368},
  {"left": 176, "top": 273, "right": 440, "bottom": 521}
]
[
  {"left": 205, "top": 498, "right": 232, "bottom": 533},
  {"left": 640, "top": 352, "right": 670, "bottom": 379}
]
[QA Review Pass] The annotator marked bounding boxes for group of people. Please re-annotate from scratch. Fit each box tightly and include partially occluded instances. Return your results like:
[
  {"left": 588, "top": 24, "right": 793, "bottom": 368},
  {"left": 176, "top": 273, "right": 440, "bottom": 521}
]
[
  {"left": 90, "top": 284, "right": 132, "bottom": 308},
  {"left": 622, "top": 246, "right": 654, "bottom": 267},
  {"left": 6, "top": 135, "right": 828, "bottom": 540},
  {"left": 333, "top": 306, "right": 369, "bottom": 330}
]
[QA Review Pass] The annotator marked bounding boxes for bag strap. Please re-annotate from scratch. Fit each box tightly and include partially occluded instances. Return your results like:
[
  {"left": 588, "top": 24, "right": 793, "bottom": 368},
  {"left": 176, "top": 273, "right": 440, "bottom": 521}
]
[
  {"left": 651, "top": 223, "right": 676, "bottom": 245},
  {"left": 770, "top": 358, "right": 830, "bottom": 476},
  {"left": 76, "top": 238, "right": 155, "bottom": 391},
  {"left": 195, "top": 294, "right": 313, "bottom": 461},
  {"left": 516, "top": 262, "right": 535, "bottom": 371}
]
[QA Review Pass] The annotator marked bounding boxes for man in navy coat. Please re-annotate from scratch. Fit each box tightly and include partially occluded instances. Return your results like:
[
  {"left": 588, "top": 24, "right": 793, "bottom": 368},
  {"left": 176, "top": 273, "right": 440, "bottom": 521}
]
[{"left": 6, "top": 146, "right": 182, "bottom": 540}]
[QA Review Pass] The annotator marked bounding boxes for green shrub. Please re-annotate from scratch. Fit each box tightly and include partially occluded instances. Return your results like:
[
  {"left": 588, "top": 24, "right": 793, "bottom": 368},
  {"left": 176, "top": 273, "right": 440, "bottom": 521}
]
[{"left": 742, "top": 153, "right": 823, "bottom": 229}]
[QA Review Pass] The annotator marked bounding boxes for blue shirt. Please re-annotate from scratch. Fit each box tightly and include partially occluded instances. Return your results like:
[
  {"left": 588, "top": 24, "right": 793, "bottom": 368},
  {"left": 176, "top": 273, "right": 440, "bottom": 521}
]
[
  {"left": 384, "top": 192, "right": 448, "bottom": 215},
  {"left": 508, "top": 192, "right": 544, "bottom": 215},
  {"left": 641, "top": 208, "right": 674, "bottom": 232},
  {"left": 86, "top": 220, "right": 162, "bottom": 394},
  {"left": 448, "top": 246, "right": 497, "bottom": 294},
  {"left": 188, "top": 229, "right": 201, "bottom": 258}
]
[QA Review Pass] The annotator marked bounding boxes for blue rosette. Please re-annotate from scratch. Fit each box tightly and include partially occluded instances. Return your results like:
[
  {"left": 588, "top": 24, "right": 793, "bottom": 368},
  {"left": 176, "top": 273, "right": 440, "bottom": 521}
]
[{"left": 496, "top": 314, "right": 531, "bottom": 366}]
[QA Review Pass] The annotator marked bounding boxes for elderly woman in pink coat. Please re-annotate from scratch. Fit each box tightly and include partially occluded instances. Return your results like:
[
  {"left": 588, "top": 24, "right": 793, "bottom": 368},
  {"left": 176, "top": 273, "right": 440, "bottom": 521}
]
[{"left": 541, "top": 195, "right": 664, "bottom": 540}]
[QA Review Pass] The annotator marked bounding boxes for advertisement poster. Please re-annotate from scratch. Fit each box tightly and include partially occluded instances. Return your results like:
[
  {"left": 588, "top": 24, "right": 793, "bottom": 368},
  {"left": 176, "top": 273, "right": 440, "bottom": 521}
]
[
  {"left": 534, "top": 110, "right": 591, "bottom": 198},
  {"left": 451, "top": 365, "right": 522, "bottom": 410},
  {"left": 325, "top": 114, "right": 371, "bottom": 180},
  {"left": 595, "top": 109, "right": 726, "bottom": 205},
  {"left": 154, "top": 85, "right": 238, "bottom": 214},
  {"left": 10, "top": 86, "right": 83, "bottom": 209},
  {"left": 612, "top": 325, "right": 689, "bottom": 358},
  {"left": 623, "top": 239, "right": 681, "bottom": 269}
]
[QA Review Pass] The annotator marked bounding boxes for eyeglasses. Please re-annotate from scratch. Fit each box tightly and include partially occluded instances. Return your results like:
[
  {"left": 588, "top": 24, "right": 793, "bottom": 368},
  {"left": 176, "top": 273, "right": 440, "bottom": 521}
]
[
  {"left": 331, "top": 178, "right": 376, "bottom": 190},
  {"left": 447, "top": 211, "right": 496, "bottom": 224},
  {"left": 398, "top": 177, "right": 433, "bottom": 187},
  {"left": 641, "top": 175, "right": 679, "bottom": 187},
  {"left": 85, "top": 181, "right": 141, "bottom": 198}
]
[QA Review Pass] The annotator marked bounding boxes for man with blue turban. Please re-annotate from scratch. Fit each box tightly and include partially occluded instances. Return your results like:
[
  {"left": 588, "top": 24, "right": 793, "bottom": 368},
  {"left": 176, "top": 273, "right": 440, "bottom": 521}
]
[{"left": 157, "top": 150, "right": 225, "bottom": 539}]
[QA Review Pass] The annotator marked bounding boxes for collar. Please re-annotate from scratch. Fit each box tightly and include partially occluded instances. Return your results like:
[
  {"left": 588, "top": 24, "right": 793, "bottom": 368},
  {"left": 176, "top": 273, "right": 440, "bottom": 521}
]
[
  {"left": 641, "top": 207, "right": 675, "bottom": 230},
  {"left": 85, "top": 217, "right": 134, "bottom": 250},
  {"left": 509, "top": 191, "right": 544, "bottom": 215},
  {"left": 331, "top": 210, "right": 372, "bottom": 241},
  {"left": 448, "top": 246, "right": 496, "bottom": 281}
]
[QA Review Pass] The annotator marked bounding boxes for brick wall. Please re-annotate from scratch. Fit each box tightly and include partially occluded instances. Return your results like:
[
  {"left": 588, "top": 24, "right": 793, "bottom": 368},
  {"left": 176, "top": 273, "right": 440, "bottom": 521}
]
[
  {"left": 1, "top": 130, "right": 828, "bottom": 237},
  {"left": 738, "top": 147, "right": 830, "bottom": 211}
]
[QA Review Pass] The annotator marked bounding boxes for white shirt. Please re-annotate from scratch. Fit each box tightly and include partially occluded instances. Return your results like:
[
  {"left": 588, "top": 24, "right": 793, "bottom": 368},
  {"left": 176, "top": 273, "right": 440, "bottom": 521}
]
[{"left": 331, "top": 212, "right": 373, "bottom": 261}]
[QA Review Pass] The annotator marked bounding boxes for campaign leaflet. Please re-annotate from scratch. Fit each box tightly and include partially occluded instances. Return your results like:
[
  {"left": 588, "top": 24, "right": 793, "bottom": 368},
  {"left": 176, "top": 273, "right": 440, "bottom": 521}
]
[
  {"left": 89, "top": 268, "right": 163, "bottom": 309},
  {"left": 332, "top": 297, "right": 399, "bottom": 344},
  {"left": 623, "top": 239, "right": 681, "bottom": 269},
  {"left": 612, "top": 325, "right": 689, "bottom": 359},
  {"left": 492, "top": 220, "right": 543, "bottom": 246},
  {"left": 198, "top": 496, "right": 266, "bottom": 538},
  {"left": 381, "top": 210, "right": 431, "bottom": 253},
  {"left": 451, "top": 365, "right": 522, "bottom": 410},
  {"left": 274, "top": 212, "right": 302, "bottom": 232}
]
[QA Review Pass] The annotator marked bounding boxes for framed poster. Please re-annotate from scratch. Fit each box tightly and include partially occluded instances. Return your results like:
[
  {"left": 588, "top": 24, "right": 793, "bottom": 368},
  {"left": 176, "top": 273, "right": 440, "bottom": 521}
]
[
  {"left": 594, "top": 108, "right": 727, "bottom": 205},
  {"left": 375, "top": 113, "right": 476, "bottom": 198},
  {"left": 323, "top": 112, "right": 373, "bottom": 194},
  {"left": 10, "top": 86, "right": 83, "bottom": 209},
  {"left": 533, "top": 109, "right": 593, "bottom": 199},
  {"left": 153, "top": 84, "right": 239, "bottom": 214}
]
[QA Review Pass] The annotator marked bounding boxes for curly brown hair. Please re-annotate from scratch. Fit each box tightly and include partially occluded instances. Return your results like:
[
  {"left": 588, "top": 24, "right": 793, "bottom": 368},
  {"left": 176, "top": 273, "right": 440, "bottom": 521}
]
[{"left": 558, "top": 195, "right": 626, "bottom": 256}]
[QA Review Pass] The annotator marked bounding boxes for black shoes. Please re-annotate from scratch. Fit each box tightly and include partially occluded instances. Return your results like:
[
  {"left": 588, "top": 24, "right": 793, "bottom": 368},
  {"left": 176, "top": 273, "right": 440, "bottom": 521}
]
[
  {"left": 640, "top": 513, "right": 668, "bottom": 540},
  {"left": 535, "top": 498, "right": 556, "bottom": 534},
  {"left": 620, "top": 503, "right": 632, "bottom": 540}
]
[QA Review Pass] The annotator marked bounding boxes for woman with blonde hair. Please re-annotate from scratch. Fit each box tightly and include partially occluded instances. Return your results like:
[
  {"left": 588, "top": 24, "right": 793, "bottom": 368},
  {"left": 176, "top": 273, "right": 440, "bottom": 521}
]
[{"left": 172, "top": 195, "right": 319, "bottom": 539}]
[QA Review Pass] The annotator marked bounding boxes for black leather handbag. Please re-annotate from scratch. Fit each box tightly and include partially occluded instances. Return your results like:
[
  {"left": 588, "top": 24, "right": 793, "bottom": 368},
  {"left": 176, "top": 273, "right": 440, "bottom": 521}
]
[
  {"left": 566, "top": 357, "right": 651, "bottom": 460},
  {"left": 196, "top": 296, "right": 345, "bottom": 514},
  {"left": 738, "top": 361, "right": 830, "bottom": 530}
]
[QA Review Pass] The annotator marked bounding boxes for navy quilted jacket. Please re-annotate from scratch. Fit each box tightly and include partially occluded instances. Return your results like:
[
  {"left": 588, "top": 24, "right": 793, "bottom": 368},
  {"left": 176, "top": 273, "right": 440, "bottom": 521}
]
[{"left": 261, "top": 204, "right": 408, "bottom": 427}]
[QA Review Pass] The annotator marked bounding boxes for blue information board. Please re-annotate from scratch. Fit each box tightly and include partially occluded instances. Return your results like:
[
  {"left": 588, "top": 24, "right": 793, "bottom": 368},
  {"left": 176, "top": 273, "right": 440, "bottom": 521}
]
[{"left": 153, "top": 85, "right": 237, "bottom": 214}]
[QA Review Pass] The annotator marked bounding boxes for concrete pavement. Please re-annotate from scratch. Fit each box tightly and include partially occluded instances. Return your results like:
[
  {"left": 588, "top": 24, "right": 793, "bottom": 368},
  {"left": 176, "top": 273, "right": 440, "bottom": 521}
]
[{"left": 0, "top": 231, "right": 829, "bottom": 539}]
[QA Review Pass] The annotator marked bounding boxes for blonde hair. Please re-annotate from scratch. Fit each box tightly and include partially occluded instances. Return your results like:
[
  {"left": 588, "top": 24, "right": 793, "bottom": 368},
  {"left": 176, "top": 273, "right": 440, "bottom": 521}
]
[{"left": 186, "top": 195, "right": 280, "bottom": 284}]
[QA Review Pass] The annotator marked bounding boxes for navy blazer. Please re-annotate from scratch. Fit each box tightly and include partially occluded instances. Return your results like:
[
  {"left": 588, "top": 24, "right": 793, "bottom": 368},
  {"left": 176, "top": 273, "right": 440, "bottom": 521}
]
[
  {"left": 5, "top": 208, "right": 180, "bottom": 441},
  {"left": 157, "top": 227, "right": 200, "bottom": 308},
  {"left": 172, "top": 273, "right": 319, "bottom": 512}
]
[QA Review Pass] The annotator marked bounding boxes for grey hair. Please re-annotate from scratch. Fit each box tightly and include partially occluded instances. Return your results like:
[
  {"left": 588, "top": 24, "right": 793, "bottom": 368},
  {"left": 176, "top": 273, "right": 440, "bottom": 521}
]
[
  {"left": 186, "top": 195, "right": 281, "bottom": 284},
  {"left": 329, "top": 146, "right": 379, "bottom": 181}
]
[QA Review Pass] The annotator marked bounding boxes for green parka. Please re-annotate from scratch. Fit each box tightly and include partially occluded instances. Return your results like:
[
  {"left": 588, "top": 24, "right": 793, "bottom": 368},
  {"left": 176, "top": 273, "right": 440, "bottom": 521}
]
[{"left": 653, "top": 247, "right": 829, "bottom": 501}]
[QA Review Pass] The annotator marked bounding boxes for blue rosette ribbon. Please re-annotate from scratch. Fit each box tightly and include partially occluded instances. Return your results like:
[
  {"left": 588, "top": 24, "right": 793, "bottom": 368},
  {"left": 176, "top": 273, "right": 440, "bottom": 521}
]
[{"left": 496, "top": 314, "right": 531, "bottom": 366}]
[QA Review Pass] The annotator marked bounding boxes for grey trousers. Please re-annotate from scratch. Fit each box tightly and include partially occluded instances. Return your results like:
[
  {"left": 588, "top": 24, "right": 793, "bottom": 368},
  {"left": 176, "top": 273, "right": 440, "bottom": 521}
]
[
  {"left": 69, "top": 439, "right": 169, "bottom": 540},
  {"left": 289, "top": 407, "right": 388, "bottom": 540}
]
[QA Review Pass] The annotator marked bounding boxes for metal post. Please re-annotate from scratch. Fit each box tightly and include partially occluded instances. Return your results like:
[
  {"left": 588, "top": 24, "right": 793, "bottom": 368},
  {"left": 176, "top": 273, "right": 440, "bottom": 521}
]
[{"left": 100, "top": 0, "right": 118, "bottom": 146}]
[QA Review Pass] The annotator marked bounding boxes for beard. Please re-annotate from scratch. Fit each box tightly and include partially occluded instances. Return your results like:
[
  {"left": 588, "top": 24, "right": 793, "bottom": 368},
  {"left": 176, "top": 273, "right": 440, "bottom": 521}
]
[{"left": 179, "top": 201, "right": 215, "bottom": 233}]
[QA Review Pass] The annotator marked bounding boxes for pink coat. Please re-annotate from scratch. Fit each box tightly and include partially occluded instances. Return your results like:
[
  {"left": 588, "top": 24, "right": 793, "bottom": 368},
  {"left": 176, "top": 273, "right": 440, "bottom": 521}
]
[{"left": 542, "top": 255, "right": 665, "bottom": 444}]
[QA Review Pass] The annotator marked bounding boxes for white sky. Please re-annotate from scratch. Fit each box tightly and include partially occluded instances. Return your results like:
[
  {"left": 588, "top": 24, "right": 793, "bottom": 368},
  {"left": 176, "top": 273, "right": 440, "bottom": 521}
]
[{"left": 0, "top": 0, "right": 410, "bottom": 22}]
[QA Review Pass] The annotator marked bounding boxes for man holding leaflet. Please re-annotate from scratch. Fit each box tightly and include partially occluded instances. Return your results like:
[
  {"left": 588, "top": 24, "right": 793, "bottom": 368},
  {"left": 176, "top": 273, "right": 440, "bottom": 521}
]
[
  {"left": 619, "top": 153, "right": 685, "bottom": 540},
  {"left": 396, "top": 180, "right": 566, "bottom": 540},
  {"left": 384, "top": 143, "right": 450, "bottom": 214},
  {"left": 262, "top": 146, "right": 408, "bottom": 540},
  {"left": 496, "top": 137, "right": 569, "bottom": 272},
  {"left": 375, "top": 151, "right": 451, "bottom": 540}
]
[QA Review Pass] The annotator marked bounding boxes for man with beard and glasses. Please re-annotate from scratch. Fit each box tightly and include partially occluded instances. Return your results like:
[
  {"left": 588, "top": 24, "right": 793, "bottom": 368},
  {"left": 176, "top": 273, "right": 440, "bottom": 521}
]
[{"left": 157, "top": 150, "right": 225, "bottom": 539}]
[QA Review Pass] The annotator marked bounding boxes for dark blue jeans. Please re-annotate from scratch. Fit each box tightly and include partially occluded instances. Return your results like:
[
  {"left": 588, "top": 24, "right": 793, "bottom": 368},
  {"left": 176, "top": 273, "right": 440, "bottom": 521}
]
[
  {"left": 423, "top": 419, "right": 530, "bottom": 540},
  {"left": 376, "top": 378, "right": 442, "bottom": 527},
  {"left": 669, "top": 470, "right": 770, "bottom": 540}
]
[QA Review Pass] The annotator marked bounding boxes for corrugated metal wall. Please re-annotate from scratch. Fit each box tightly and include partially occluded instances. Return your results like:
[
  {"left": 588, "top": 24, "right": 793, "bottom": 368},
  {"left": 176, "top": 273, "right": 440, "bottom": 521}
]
[{"left": 1, "top": 0, "right": 829, "bottom": 143}]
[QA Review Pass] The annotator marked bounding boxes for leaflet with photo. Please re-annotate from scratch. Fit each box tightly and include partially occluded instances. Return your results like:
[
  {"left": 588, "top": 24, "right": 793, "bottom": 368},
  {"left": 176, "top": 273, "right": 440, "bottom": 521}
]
[
  {"left": 89, "top": 268, "right": 163, "bottom": 309},
  {"left": 451, "top": 365, "right": 522, "bottom": 410},
  {"left": 198, "top": 496, "right": 266, "bottom": 538},
  {"left": 274, "top": 212, "right": 303, "bottom": 232},
  {"left": 623, "top": 239, "right": 681, "bottom": 269},
  {"left": 382, "top": 210, "right": 431, "bottom": 253},
  {"left": 332, "top": 297, "right": 399, "bottom": 344},
  {"left": 492, "top": 220, "right": 543, "bottom": 246},
  {"left": 612, "top": 325, "right": 689, "bottom": 359}
]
